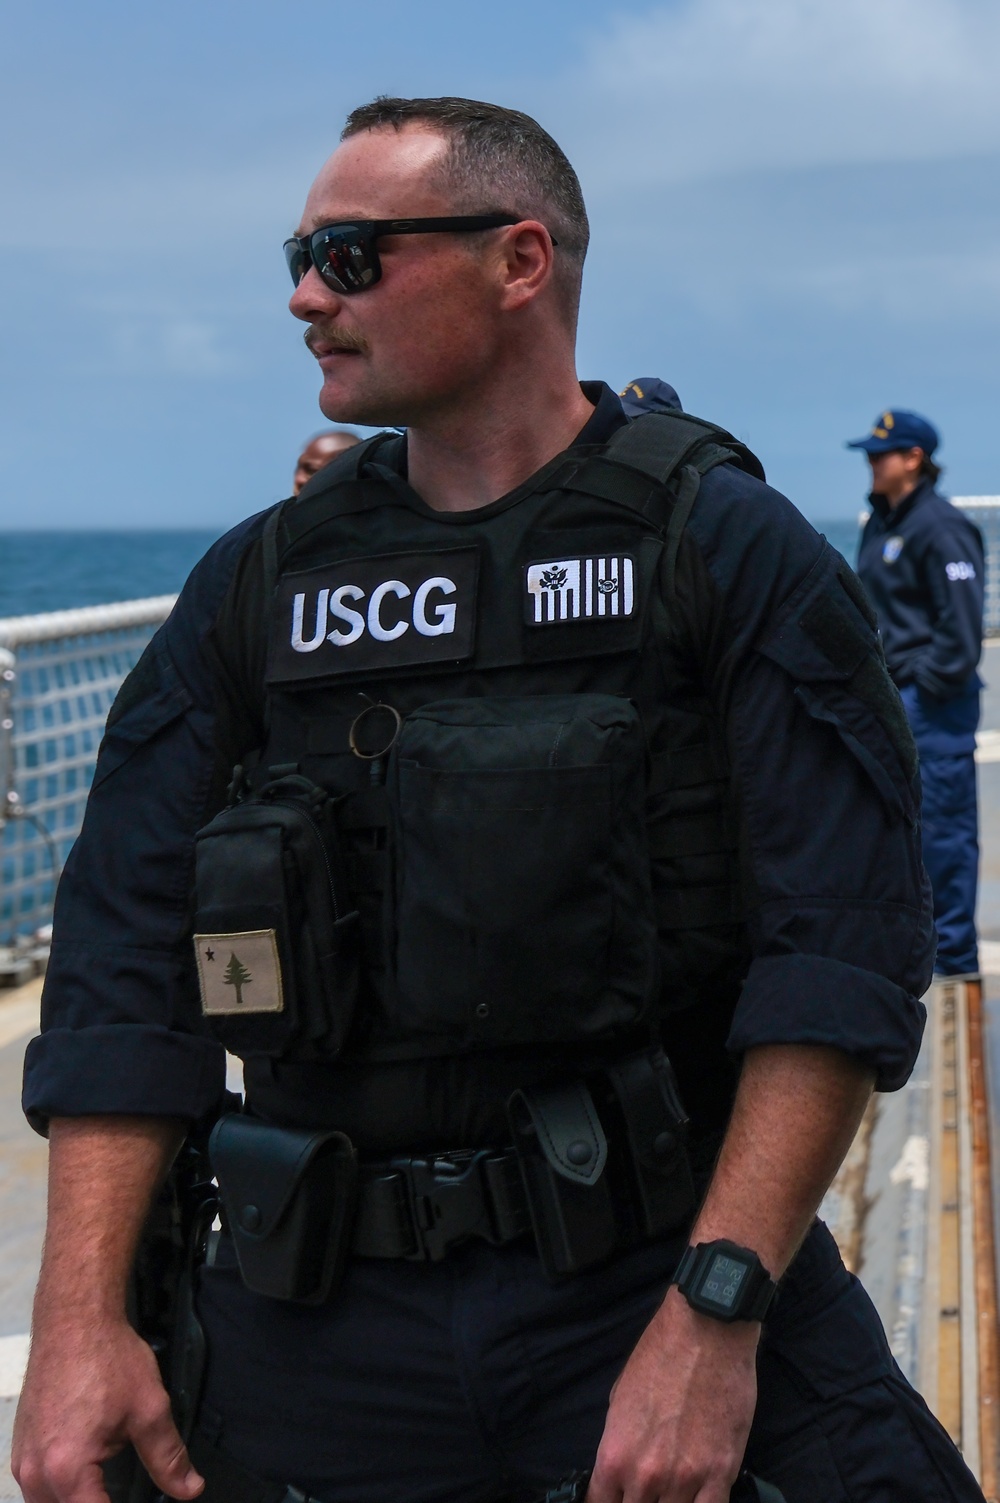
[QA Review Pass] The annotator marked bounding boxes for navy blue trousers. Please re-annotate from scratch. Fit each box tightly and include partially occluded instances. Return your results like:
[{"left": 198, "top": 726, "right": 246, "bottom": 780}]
[
  {"left": 918, "top": 753, "right": 980, "bottom": 975},
  {"left": 899, "top": 682, "right": 980, "bottom": 976},
  {"left": 196, "top": 1221, "right": 983, "bottom": 1502}
]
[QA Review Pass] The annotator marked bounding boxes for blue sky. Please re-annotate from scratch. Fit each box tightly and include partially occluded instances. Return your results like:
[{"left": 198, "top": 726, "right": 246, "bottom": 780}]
[{"left": 2, "top": 0, "right": 999, "bottom": 529}]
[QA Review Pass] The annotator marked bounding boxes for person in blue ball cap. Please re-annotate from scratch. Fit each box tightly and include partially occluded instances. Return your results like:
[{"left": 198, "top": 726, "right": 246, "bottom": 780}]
[
  {"left": 851, "top": 408, "right": 984, "bottom": 979},
  {"left": 619, "top": 376, "right": 683, "bottom": 416}
]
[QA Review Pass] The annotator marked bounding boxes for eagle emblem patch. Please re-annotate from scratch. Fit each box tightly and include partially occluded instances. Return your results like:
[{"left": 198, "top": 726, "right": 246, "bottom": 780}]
[{"left": 524, "top": 555, "right": 636, "bottom": 625}]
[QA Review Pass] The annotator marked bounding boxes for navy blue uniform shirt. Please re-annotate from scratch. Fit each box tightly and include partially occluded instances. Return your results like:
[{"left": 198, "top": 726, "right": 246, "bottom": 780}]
[
  {"left": 23, "top": 385, "right": 933, "bottom": 1143},
  {"left": 857, "top": 481, "right": 984, "bottom": 704}
]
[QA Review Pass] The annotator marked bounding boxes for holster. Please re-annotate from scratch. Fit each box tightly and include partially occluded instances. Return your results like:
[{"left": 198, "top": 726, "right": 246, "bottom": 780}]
[
  {"left": 209, "top": 1114, "right": 358, "bottom": 1304},
  {"left": 508, "top": 1047, "right": 695, "bottom": 1280}
]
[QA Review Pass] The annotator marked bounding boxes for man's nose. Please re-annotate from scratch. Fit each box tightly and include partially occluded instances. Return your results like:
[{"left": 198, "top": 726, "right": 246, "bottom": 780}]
[{"left": 289, "top": 264, "right": 344, "bottom": 323}]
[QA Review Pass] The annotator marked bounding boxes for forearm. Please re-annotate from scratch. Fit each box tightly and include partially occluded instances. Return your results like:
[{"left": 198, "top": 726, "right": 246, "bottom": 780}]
[
  {"left": 691, "top": 1042, "right": 874, "bottom": 1276},
  {"left": 34, "top": 1116, "right": 185, "bottom": 1330},
  {"left": 589, "top": 1043, "right": 875, "bottom": 1501},
  {"left": 15, "top": 1117, "right": 204, "bottom": 1503}
]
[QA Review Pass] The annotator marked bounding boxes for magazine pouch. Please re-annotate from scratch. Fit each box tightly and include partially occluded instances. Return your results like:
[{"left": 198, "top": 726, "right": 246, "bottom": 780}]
[
  {"left": 209, "top": 1113, "right": 359, "bottom": 1304},
  {"left": 507, "top": 1080, "right": 619, "bottom": 1279},
  {"left": 600, "top": 1047, "right": 696, "bottom": 1239},
  {"left": 193, "top": 773, "right": 358, "bottom": 1059},
  {"left": 389, "top": 694, "right": 658, "bottom": 1048}
]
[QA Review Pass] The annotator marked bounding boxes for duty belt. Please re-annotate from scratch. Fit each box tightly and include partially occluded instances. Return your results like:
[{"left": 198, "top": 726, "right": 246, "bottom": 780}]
[{"left": 352, "top": 1147, "right": 532, "bottom": 1262}]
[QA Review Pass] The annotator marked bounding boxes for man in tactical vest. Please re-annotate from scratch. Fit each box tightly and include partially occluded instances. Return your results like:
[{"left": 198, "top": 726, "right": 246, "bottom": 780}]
[{"left": 14, "top": 98, "right": 984, "bottom": 1503}]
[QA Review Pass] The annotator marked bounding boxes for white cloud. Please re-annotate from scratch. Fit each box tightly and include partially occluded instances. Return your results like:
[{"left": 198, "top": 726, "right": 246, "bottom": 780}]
[{"left": 557, "top": 0, "right": 1000, "bottom": 188}]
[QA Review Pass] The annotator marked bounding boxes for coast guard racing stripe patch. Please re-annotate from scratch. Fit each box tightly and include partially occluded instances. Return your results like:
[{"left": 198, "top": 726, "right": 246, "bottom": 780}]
[
  {"left": 268, "top": 547, "right": 479, "bottom": 682},
  {"left": 525, "top": 555, "right": 636, "bottom": 625}
]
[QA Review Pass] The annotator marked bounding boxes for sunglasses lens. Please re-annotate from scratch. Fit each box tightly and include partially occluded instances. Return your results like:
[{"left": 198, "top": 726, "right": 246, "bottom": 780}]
[
  {"left": 310, "top": 226, "right": 378, "bottom": 293},
  {"left": 283, "top": 240, "right": 311, "bottom": 287}
]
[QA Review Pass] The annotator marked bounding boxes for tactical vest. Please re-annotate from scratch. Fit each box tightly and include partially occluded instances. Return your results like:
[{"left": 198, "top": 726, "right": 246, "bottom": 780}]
[{"left": 197, "top": 412, "right": 764, "bottom": 1072}]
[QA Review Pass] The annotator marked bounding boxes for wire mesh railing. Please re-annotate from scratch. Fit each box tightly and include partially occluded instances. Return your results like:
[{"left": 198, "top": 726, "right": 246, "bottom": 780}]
[
  {"left": 0, "top": 597, "right": 175, "bottom": 940},
  {"left": 952, "top": 499, "right": 1000, "bottom": 636}
]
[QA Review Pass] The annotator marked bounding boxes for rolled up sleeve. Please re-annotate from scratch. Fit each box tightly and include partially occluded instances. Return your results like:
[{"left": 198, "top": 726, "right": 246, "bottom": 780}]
[
  {"left": 684, "top": 467, "right": 934, "bottom": 1090},
  {"left": 21, "top": 511, "right": 269, "bottom": 1132}
]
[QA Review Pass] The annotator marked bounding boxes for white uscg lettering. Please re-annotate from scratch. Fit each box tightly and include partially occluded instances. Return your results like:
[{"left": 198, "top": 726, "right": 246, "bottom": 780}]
[
  {"left": 413, "top": 576, "right": 457, "bottom": 636},
  {"left": 290, "top": 574, "right": 459, "bottom": 653},
  {"left": 328, "top": 584, "right": 365, "bottom": 645},
  {"left": 271, "top": 546, "right": 478, "bottom": 682},
  {"left": 291, "top": 589, "right": 329, "bottom": 653},
  {"left": 368, "top": 580, "right": 410, "bottom": 642}
]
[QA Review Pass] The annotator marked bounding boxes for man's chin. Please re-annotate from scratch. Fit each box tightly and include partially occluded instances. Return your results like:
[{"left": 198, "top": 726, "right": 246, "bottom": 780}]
[{"left": 319, "top": 379, "right": 406, "bottom": 430}]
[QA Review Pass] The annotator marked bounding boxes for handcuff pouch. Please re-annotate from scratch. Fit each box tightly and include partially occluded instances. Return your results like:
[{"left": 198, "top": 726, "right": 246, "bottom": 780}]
[
  {"left": 209, "top": 1113, "right": 358, "bottom": 1304},
  {"left": 507, "top": 1080, "right": 619, "bottom": 1279}
]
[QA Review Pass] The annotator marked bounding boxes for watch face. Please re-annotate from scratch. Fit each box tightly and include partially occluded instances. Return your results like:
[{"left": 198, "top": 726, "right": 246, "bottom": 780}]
[{"left": 701, "top": 1252, "right": 749, "bottom": 1311}]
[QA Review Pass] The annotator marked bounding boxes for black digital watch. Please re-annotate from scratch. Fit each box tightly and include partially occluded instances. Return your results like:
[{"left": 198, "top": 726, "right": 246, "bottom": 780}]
[{"left": 672, "top": 1239, "right": 778, "bottom": 1323}]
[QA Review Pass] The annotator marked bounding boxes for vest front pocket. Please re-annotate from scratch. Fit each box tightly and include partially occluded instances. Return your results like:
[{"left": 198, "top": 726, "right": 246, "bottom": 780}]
[{"left": 387, "top": 695, "right": 658, "bottom": 1048}]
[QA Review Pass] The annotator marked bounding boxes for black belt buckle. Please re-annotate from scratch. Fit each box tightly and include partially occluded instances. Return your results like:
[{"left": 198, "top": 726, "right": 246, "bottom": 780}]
[{"left": 396, "top": 1150, "right": 496, "bottom": 1262}]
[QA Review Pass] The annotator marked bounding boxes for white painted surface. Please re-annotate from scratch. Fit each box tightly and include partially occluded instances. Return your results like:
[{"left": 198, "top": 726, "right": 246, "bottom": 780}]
[{"left": 0, "top": 1333, "right": 28, "bottom": 1400}]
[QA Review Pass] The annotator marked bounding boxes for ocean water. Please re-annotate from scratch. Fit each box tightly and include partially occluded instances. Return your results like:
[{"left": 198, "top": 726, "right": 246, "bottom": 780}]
[
  {"left": 0, "top": 518, "right": 863, "bottom": 620},
  {"left": 0, "top": 531, "right": 222, "bottom": 619}
]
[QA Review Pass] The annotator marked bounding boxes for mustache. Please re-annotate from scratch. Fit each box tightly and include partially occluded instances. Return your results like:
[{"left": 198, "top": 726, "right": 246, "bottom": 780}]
[{"left": 304, "top": 324, "right": 370, "bottom": 355}]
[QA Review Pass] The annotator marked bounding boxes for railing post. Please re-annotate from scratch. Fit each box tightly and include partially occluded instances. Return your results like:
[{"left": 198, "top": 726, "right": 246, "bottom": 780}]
[{"left": 0, "top": 646, "right": 15, "bottom": 833}]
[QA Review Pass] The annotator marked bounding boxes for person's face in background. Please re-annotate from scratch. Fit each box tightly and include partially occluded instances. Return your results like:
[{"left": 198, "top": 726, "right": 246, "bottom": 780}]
[
  {"left": 867, "top": 446, "right": 924, "bottom": 509},
  {"left": 293, "top": 431, "right": 360, "bottom": 494}
]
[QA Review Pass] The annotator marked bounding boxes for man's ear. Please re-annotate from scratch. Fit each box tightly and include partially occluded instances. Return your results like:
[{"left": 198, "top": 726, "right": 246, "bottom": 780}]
[{"left": 496, "top": 221, "right": 556, "bottom": 312}]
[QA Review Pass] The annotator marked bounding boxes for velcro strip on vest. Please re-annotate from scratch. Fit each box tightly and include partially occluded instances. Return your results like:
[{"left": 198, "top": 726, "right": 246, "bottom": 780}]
[
  {"left": 655, "top": 883, "right": 742, "bottom": 930},
  {"left": 647, "top": 811, "right": 736, "bottom": 860},
  {"left": 338, "top": 787, "right": 389, "bottom": 831},
  {"left": 349, "top": 850, "right": 388, "bottom": 895},
  {"left": 648, "top": 743, "right": 728, "bottom": 794}
]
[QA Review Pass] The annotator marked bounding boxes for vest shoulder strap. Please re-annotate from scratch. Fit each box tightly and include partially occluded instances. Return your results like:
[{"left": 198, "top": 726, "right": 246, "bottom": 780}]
[
  {"left": 602, "top": 410, "right": 765, "bottom": 487},
  {"left": 261, "top": 432, "right": 400, "bottom": 601},
  {"left": 582, "top": 412, "right": 765, "bottom": 597}
]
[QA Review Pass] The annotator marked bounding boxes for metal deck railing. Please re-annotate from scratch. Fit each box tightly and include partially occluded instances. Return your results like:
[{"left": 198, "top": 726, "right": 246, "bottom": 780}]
[
  {"left": 0, "top": 598, "right": 175, "bottom": 939},
  {"left": 953, "top": 500, "right": 1000, "bottom": 636}
]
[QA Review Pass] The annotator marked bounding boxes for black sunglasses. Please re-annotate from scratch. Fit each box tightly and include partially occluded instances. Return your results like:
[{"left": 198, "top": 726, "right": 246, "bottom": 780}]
[{"left": 284, "top": 214, "right": 550, "bottom": 294}]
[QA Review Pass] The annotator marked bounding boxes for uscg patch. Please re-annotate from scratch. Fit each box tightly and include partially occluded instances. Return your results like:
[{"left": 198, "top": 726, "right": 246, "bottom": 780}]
[
  {"left": 268, "top": 547, "right": 479, "bottom": 682},
  {"left": 195, "top": 930, "right": 284, "bottom": 1016},
  {"left": 525, "top": 554, "right": 635, "bottom": 625},
  {"left": 882, "top": 536, "right": 905, "bottom": 565}
]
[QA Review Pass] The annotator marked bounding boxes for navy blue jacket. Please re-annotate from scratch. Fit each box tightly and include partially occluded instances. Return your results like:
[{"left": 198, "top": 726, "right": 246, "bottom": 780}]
[
  {"left": 856, "top": 481, "right": 984, "bottom": 703},
  {"left": 22, "top": 386, "right": 933, "bottom": 1147}
]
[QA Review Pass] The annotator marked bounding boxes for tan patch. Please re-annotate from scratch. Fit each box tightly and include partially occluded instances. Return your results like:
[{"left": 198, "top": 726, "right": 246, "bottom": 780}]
[{"left": 194, "top": 930, "right": 284, "bottom": 1015}]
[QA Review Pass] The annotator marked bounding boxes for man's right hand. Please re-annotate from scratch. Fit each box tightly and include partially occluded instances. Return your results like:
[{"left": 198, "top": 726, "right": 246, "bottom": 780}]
[{"left": 12, "top": 1316, "right": 204, "bottom": 1503}]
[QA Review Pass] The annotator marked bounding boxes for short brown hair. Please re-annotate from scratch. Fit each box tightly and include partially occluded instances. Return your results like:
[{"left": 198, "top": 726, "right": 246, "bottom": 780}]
[{"left": 342, "top": 96, "right": 589, "bottom": 320}]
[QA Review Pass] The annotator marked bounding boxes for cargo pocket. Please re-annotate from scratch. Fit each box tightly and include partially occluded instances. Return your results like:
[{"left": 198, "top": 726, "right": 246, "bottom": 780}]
[
  {"left": 387, "top": 694, "right": 659, "bottom": 1048},
  {"left": 757, "top": 545, "right": 918, "bottom": 824}
]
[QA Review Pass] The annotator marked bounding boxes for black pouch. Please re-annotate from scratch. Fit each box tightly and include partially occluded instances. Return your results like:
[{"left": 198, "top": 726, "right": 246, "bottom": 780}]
[
  {"left": 599, "top": 1047, "right": 695, "bottom": 1239},
  {"left": 509, "top": 1049, "right": 695, "bottom": 1281},
  {"left": 508, "top": 1080, "right": 620, "bottom": 1279},
  {"left": 388, "top": 694, "right": 658, "bottom": 1049},
  {"left": 193, "top": 773, "right": 358, "bottom": 1059},
  {"left": 209, "top": 1113, "right": 358, "bottom": 1304}
]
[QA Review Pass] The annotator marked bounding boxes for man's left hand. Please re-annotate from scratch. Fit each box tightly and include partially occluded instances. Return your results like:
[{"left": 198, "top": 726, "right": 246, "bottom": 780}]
[{"left": 587, "top": 1287, "right": 759, "bottom": 1503}]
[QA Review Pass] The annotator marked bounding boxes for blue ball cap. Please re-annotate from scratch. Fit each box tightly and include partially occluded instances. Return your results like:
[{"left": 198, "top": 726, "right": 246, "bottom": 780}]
[
  {"left": 619, "top": 377, "right": 683, "bottom": 417},
  {"left": 846, "top": 409, "right": 939, "bottom": 456}
]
